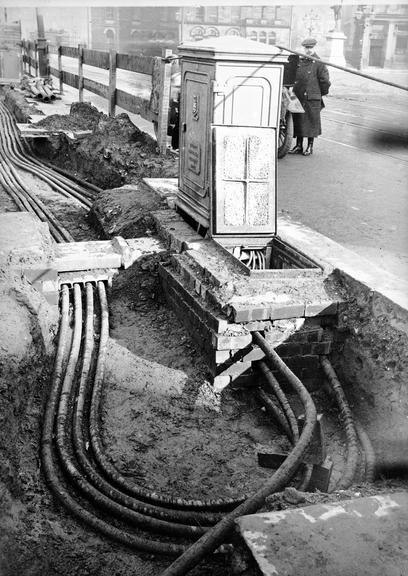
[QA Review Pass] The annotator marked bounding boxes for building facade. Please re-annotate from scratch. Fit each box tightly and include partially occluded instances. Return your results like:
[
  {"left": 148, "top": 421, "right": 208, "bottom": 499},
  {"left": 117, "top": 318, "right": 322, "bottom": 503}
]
[
  {"left": 0, "top": 12, "right": 22, "bottom": 78},
  {"left": 89, "top": 6, "right": 293, "bottom": 56},
  {"left": 343, "top": 4, "right": 408, "bottom": 69},
  {"left": 23, "top": 4, "right": 406, "bottom": 71}
]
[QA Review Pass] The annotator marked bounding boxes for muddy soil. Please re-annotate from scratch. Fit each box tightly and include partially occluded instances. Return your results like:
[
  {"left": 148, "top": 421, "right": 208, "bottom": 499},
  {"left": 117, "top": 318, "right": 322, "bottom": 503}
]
[
  {"left": 1, "top": 95, "right": 407, "bottom": 576},
  {"left": 31, "top": 102, "right": 178, "bottom": 190}
]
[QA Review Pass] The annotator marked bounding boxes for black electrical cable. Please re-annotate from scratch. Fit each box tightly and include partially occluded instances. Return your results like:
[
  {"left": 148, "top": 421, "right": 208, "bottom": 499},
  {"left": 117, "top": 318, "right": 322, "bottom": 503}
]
[
  {"left": 71, "top": 284, "right": 223, "bottom": 527},
  {"left": 320, "top": 356, "right": 360, "bottom": 490},
  {"left": 41, "top": 285, "right": 189, "bottom": 555},
  {"left": 159, "top": 331, "right": 317, "bottom": 576},
  {"left": 55, "top": 283, "right": 209, "bottom": 539},
  {"left": 258, "top": 360, "right": 299, "bottom": 443},
  {"left": 87, "top": 281, "right": 246, "bottom": 513}
]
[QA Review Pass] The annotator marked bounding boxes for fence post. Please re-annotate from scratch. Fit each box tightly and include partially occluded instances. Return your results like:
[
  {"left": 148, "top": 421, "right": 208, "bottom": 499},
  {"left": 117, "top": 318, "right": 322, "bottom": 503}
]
[
  {"left": 78, "top": 44, "right": 84, "bottom": 102},
  {"left": 34, "top": 41, "right": 38, "bottom": 77},
  {"left": 57, "top": 43, "right": 63, "bottom": 94},
  {"left": 21, "top": 40, "right": 26, "bottom": 75},
  {"left": 19, "top": 40, "right": 24, "bottom": 78},
  {"left": 157, "top": 48, "right": 172, "bottom": 155},
  {"left": 108, "top": 49, "right": 117, "bottom": 117}
]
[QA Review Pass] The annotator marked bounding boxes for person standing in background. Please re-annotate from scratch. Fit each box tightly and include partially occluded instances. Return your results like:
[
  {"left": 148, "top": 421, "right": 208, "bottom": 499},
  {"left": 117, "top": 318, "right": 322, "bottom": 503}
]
[{"left": 288, "top": 38, "right": 331, "bottom": 156}]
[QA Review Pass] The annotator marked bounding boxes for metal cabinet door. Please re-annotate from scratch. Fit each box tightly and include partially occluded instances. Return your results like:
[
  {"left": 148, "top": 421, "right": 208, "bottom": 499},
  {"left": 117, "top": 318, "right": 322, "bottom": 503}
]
[
  {"left": 179, "top": 69, "right": 212, "bottom": 223},
  {"left": 213, "top": 63, "right": 283, "bottom": 128},
  {"left": 212, "top": 125, "right": 277, "bottom": 236}
]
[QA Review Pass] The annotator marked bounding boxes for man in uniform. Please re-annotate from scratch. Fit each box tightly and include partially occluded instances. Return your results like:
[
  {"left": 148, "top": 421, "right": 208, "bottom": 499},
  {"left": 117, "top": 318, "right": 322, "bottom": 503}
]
[{"left": 288, "top": 38, "right": 331, "bottom": 156}]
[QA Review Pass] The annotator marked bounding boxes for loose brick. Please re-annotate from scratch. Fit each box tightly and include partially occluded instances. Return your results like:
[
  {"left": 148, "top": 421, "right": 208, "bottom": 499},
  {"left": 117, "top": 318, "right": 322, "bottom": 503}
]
[
  {"left": 213, "top": 333, "right": 253, "bottom": 351},
  {"left": 212, "top": 375, "right": 231, "bottom": 392},
  {"left": 215, "top": 349, "right": 232, "bottom": 364}
]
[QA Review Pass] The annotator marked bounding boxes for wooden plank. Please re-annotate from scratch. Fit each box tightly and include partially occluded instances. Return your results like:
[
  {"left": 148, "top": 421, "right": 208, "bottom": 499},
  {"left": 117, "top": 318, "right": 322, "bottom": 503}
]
[
  {"left": 61, "top": 46, "right": 79, "bottom": 59},
  {"left": 83, "top": 77, "right": 108, "bottom": 99},
  {"left": 116, "top": 53, "right": 154, "bottom": 75},
  {"left": 116, "top": 88, "right": 152, "bottom": 120},
  {"left": 83, "top": 48, "right": 109, "bottom": 70},
  {"left": 62, "top": 70, "right": 78, "bottom": 89}
]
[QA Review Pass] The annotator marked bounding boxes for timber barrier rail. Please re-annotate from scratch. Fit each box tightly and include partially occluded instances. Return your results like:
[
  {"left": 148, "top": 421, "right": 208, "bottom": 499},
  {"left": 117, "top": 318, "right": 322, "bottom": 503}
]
[{"left": 20, "top": 39, "right": 172, "bottom": 154}]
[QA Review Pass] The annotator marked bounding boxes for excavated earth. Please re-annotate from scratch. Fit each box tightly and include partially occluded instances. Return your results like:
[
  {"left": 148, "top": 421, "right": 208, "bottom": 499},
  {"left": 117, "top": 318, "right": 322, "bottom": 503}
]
[{"left": 0, "top": 94, "right": 407, "bottom": 576}]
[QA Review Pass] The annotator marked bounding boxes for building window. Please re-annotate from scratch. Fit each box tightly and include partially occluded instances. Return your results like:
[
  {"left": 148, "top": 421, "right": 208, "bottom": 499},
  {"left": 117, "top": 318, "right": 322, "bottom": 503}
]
[
  {"left": 190, "top": 26, "right": 205, "bottom": 40},
  {"left": 395, "top": 34, "right": 408, "bottom": 54},
  {"left": 185, "top": 7, "right": 204, "bottom": 22},
  {"left": 227, "top": 27, "right": 241, "bottom": 36},
  {"left": 218, "top": 7, "right": 231, "bottom": 24},
  {"left": 205, "top": 7, "right": 218, "bottom": 23},
  {"left": 259, "top": 30, "right": 267, "bottom": 43},
  {"left": 249, "top": 30, "right": 258, "bottom": 41},
  {"left": 105, "top": 8, "right": 114, "bottom": 20},
  {"left": 206, "top": 27, "right": 219, "bottom": 37},
  {"left": 268, "top": 31, "right": 276, "bottom": 44}
]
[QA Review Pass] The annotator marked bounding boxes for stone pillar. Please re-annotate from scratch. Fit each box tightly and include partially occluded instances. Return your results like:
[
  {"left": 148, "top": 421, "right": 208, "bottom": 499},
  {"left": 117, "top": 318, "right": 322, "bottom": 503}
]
[
  {"left": 384, "top": 22, "right": 395, "bottom": 68},
  {"left": 326, "top": 30, "right": 347, "bottom": 67}
]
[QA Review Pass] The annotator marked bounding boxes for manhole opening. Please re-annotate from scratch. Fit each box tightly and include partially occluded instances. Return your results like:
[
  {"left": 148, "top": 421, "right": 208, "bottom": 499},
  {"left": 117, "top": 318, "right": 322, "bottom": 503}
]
[{"left": 216, "top": 236, "right": 322, "bottom": 278}]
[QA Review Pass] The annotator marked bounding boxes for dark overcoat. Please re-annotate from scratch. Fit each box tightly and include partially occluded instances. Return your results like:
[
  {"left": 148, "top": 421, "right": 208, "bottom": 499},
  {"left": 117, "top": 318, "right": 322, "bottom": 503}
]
[{"left": 291, "top": 53, "right": 331, "bottom": 138}]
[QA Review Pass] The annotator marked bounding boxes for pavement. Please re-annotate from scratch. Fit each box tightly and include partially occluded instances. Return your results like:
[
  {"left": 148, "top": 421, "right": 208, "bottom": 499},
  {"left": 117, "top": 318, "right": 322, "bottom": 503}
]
[{"left": 236, "top": 491, "right": 408, "bottom": 576}]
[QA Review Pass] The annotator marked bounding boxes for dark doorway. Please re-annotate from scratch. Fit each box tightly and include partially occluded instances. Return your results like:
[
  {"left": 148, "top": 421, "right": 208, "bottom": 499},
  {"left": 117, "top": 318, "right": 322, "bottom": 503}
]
[{"left": 369, "top": 38, "right": 385, "bottom": 67}]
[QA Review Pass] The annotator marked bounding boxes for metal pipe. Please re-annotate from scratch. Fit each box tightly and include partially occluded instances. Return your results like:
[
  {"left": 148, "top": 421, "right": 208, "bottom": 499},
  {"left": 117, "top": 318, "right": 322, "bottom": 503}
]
[{"left": 276, "top": 45, "right": 408, "bottom": 92}]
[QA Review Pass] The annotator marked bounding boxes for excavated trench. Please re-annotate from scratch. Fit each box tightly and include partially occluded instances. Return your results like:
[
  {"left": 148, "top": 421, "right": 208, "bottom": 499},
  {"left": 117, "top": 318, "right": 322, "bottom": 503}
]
[{"left": 0, "top": 89, "right": 407, "bottom": 576}]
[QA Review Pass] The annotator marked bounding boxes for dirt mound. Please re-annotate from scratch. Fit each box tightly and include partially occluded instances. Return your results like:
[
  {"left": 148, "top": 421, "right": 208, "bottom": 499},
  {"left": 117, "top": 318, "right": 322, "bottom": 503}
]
[
  {"left": 32, "top": 103, "right": 178, "bottom": 189},
  {"left": 35, "top": 102, "right": 102, "bottom": 131},
  {"left": 89, "top": 183, "right": 167, "bottom": 239}
]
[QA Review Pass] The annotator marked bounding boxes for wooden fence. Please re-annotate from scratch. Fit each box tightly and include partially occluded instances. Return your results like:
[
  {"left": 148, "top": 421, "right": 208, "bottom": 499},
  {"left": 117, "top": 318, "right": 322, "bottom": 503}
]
[{"left": 20, "top": 40, "right": 172, "bottom": 154}]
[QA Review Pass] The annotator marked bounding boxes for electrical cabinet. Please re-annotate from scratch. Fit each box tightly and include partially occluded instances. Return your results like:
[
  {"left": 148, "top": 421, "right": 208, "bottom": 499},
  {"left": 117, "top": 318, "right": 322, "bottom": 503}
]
[{"left": 177, "top": 37, "right": 285, "bottom": 239}]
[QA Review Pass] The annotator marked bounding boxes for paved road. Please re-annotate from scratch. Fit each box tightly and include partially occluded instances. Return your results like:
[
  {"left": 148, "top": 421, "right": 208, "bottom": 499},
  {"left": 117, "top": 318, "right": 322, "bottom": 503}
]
[
  {"left": 49, "top": 55, "right": 408, "bottom": 279},
  {"left": 278, "top": 89, "right": 408, "bottom": 280}
]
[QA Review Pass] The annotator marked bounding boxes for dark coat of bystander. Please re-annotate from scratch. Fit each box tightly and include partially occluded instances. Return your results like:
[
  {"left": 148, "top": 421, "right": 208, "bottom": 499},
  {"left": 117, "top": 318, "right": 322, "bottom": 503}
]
[{"left": 290, "top": 53, "right": 331, "bottom": 138}]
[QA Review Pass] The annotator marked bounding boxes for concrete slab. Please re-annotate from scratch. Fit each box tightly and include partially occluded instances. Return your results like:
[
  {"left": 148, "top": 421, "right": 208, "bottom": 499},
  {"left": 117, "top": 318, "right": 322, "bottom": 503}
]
[
  {"left": 17, "top": 123, "right": 92, "bottom": 140},
  {"left": 236, "top": 491, "right": 408, "bottom": 576}
]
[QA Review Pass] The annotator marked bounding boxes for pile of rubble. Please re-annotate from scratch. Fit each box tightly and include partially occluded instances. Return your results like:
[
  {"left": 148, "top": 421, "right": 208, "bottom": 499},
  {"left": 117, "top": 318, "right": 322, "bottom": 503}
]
[{"left": 20, "top": 76, "right": 58, "bottom": 102}]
